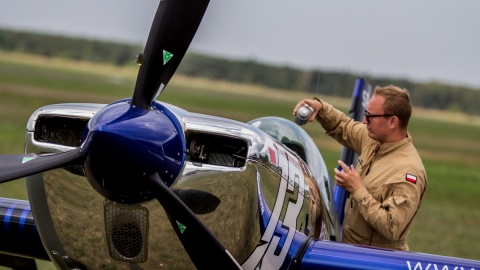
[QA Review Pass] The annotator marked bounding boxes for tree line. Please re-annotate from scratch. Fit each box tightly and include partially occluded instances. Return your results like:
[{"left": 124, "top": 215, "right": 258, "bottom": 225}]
[
  {"left": 1, "top": 28, "right": 480, "bottom": 115},
  {"left": 0, "top": 28, "right": 141, "bottom": 65}
]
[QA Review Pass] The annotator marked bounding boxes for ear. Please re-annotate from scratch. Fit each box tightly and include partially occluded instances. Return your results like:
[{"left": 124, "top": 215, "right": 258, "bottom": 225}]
[{"left": 389, "top": 116, "right": 399, "bottom": 129}]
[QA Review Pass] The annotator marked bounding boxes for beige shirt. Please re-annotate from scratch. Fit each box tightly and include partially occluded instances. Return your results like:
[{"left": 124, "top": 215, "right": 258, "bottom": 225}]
[{"left": 316, "top": 100, "right": 427, "bottom": 250}]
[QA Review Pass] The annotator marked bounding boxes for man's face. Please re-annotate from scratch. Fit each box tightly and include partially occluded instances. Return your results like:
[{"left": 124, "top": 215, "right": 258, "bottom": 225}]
[{"left": 363, "top": 95, "right": 392, "bottom": 143}]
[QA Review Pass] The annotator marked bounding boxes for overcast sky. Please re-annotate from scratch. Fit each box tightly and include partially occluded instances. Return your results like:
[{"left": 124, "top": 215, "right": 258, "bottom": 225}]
[{"left": 1, "top": 0, "right": 480, "bottom": 88}]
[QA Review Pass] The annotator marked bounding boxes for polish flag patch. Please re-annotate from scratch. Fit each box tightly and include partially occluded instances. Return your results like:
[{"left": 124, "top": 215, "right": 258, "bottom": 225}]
[{"left": 406, "top": 173, "right": 417, "bottom": 184}]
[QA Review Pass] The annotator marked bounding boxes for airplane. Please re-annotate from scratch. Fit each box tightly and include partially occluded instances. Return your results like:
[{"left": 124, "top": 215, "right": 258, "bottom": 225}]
[{"left": 1, "top": 0, "right": 480, "bottom": 269}]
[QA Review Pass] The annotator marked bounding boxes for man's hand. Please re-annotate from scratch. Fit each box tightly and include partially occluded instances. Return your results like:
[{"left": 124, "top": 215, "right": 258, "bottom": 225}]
[
  {"left": 334, "top": 160, "right": 363, "bottom": 194},
  {"left": 293, "top": 99, "right": 322, "bottom": 123}
]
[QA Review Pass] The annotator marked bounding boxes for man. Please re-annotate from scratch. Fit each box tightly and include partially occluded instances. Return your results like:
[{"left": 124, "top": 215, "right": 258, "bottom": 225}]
[{"left": 293, "top": 85, "right": 427, "bottom": 251}]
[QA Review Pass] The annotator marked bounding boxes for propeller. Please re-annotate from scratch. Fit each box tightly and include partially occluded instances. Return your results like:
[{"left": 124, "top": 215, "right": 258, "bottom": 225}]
[
  {"left": 0, "top": 0, "right": 210, "bottom": 183},
  {"left": 131, "top": 0, "right": 210, "bottom": 110},
  {"left": 130, "top": 0, "right": 242, "bottom": 261},
  {"left": 0, "top": 148, "right": 84, "bottom": 184},
  {"left": 149, "top": 173, "right": 242, "bottom": 269},
  {"left": 0, "top": 0, "right": 244, "bottom": 268}
]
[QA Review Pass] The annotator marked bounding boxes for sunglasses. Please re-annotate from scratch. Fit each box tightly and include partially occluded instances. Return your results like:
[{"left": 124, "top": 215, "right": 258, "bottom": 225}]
[{"left": 364, "top": 110, "right": 394, "bottom": 124}]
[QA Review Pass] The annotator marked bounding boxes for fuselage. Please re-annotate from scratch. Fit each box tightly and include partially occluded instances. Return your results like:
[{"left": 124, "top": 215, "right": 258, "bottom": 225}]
[{"left": 24, "top": 100, "right": 335, "bottom": 269}]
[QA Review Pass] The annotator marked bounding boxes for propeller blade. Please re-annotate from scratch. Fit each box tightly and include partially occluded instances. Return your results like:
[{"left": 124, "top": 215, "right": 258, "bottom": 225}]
[
  {"left": 148, "top": 173, "right": 242, "bottom": 270},
  {"left": 131, "top": 0, "right": 210, "bottom": 109},
  {"left": 0, "top": 148, "right": 84, "bottom": 184}
]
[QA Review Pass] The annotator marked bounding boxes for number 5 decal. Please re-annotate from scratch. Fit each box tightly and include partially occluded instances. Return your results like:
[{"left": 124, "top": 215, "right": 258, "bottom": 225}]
[{"left": 243, "top": 142, "right": 306, "bottom": 269}]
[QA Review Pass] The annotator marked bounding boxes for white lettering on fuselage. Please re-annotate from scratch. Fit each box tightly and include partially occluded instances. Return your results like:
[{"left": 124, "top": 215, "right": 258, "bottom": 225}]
[
  {"left": 242, "top": 141, "right": 306, "bottom": 270},
  {"left": 407, "top": 261, "right": 475, "bottom": 270}
]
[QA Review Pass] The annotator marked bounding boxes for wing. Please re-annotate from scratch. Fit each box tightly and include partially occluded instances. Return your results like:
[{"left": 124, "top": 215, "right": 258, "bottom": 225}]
[
  {"left": 299, "top": 238, "right": 480, "bottom": 269},
  {"left": 0, "top": 198, "right": 48, "bottom": 268}
]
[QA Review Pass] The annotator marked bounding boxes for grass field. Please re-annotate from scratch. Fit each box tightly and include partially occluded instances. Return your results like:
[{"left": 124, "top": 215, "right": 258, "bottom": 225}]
[{"left": 1, "top": 51, "right": 480, "bottom": 267}]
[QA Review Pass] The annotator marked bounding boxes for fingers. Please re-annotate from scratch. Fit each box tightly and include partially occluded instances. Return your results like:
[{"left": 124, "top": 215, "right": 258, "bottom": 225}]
[
  {"left": 337, "top": 160, "right": 350, "bottom": 172},
  {"left": 293, "top": 99, "right": 319, "bottom": 114},
  {"left": 335, "top": 161, "right": 363, "bottom": 193},
  {"left": 293, "top": 99, "right": 322, "bottom": 123},
  {"left": 337, "top": 160, "right": 356, "bottom": 172},
  {"left": 334, "top": 166, "right": 346, "bottom": 181},
  {"left": 293, "top": 99, "right": 308, "bottom": 115},
  {"left": 335, "top": 160, "right": 353, "bottom": 188},
  {"left": 333, "top": 167, "right": 342, "bottom": 177}
]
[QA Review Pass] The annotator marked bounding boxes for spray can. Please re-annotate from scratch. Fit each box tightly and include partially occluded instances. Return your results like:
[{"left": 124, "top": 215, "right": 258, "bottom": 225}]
[{"left": 294, "top": 104, "right": 314, "bottom": 126}]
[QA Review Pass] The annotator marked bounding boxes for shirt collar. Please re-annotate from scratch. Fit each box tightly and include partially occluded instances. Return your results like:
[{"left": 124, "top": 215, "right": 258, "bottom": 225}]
[{"left": 377, "top": 132, "right": 412, "bottom": 155}]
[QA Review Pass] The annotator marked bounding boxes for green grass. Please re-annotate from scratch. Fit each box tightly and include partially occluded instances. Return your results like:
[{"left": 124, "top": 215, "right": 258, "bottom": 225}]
[
  {"left": 1, "top": 52, "right": 480, "bottom": 267},
  {"left": 160, "top": 85, "right": 296, "bottom": 121}
]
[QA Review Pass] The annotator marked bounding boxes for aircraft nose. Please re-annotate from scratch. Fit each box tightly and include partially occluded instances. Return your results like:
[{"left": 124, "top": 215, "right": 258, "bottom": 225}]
[{"left": 84, "top": 100, "right": 186, "bottom": 204}]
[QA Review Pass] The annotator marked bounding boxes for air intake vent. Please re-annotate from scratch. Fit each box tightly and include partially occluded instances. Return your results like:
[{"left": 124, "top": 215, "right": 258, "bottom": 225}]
[
  {"left": 34, "top": 116, "right": 89, "bottom": 147},
  {"left": 104, "top": 202, "right": 149, "bottom": 263},
  {"left": 187, "top": 132, "right": 248, "bottom": 167}
]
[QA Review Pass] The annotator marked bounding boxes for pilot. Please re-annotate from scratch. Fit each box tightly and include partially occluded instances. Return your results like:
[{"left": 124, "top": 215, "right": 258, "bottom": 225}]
[{"left": 293, "top": 85, "right": 427, "bottom": 251}]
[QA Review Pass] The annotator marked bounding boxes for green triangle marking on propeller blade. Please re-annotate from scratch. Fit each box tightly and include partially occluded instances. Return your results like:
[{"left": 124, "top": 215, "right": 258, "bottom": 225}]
[
  {"left": 176, "top": 221, "right": 187, "bottom": 234},
  {"left": 163, "top": 50, "right": 173, "bottom": 65},
  {"left": 22, "top": 157, "right": 35, "bottom": 164}
]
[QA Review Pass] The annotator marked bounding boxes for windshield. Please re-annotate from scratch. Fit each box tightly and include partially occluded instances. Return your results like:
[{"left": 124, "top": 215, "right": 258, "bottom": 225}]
[{"left": 248, "top": 117, "right": 332, "bottom": 211}]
